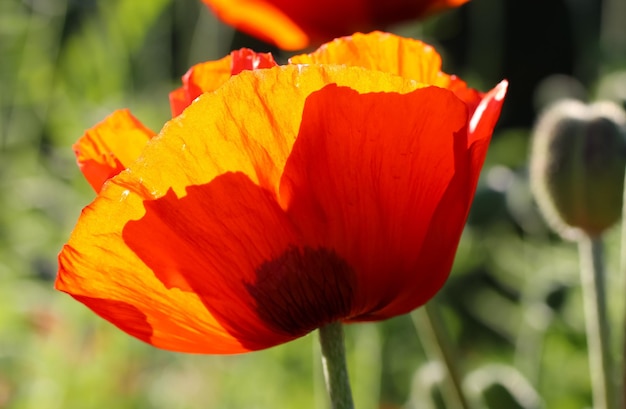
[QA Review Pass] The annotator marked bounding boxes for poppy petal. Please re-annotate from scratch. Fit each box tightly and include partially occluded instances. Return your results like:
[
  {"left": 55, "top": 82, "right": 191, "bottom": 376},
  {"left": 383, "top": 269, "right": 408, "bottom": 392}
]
[
  {"left": 371, "top": 81, "right": 508, "bottom": 319},
  {"left": 465, "top": 80, "right": 509, "bottom": 195},
  {"left": 57, "top": 65, "right": 425, "bottom": 352},
  {"left": 168, "top": 87, "right": 192, "bottom": 119},
  {"left": 290, "top": 31, "right": 482, "bottom": 110},
  {"left": 57, "top": 178, "right": 278, "bottom": 353},
  {"left": 469, "top": 80, "right": 509, "bottom": 146},
  {"left": 73, "top": 109, "right": 156, "bottom": 192},
  {"left": 290, "top": 31, "right": 444, "bottom": 84},
  {"left": 169, "top": 49, "right": 278, "bottom": 117},
  {"left": 169, "top": 55, "right": 231, "bottom": 117},
  {"left": 278, "top": 84, "right": 472, "bottom": 319},
  {"left": 230, "top": 48, "right": 278, "bottom": 75}
]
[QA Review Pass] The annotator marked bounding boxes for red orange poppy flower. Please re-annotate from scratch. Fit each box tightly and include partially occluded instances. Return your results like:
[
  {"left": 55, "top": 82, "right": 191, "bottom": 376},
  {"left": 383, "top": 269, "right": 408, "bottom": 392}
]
[
  {"left": 201, "top": 0, "right": 469, "bottom": 50},
  {"left": 57, "top": 32, "right": 507, "bottom": 354}
]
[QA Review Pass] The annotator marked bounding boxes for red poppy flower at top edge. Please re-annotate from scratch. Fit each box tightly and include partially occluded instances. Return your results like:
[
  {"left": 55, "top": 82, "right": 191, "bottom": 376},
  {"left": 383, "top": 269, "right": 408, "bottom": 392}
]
[
  {"left": 57, "top": 32, "right": 507, "bottom": 354},
  {"left": 200, "top": 0, "right": 470, "bottom": 50}
]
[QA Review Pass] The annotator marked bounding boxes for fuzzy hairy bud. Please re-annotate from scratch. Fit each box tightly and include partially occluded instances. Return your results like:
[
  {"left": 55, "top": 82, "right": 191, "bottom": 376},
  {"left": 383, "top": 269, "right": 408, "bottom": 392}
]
[{"left": 530, "top": 99, "right": 626, "bottom": 239}]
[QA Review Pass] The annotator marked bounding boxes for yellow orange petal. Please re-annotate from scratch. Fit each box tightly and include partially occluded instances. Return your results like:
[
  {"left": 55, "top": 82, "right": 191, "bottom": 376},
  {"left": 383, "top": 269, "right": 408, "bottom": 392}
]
[
  {"left": 290, "top": 31, "right": 482, "bottom": 110},
  {"left": 290, "top": 31, "right": 444, "bottom": 84},
  {"left": 169, "top": 55, "right": 232, "bottom": 117},
  {"left": 73, "top": 109, "right": 156, "bottom": 192},
  {"left": 169, "top": 49, "right": 278, "bottom": 116}
]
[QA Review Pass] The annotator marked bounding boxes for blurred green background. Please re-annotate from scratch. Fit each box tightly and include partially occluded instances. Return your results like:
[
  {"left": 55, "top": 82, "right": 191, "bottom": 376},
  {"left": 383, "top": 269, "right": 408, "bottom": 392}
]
[{"left": 2, "top": 0, "right": 626, "bottom": 408}]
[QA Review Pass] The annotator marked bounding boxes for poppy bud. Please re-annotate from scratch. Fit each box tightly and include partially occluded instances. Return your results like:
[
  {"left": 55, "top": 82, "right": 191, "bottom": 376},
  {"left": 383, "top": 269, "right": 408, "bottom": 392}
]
[{"left": 530, "top": 99, "right": 626, "bottom": 239}]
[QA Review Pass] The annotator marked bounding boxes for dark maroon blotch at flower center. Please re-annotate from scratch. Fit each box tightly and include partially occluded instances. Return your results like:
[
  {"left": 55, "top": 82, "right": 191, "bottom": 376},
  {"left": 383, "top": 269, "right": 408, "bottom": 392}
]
[{"left": 247, "top": 246, "right": 355, "bottom": 337}]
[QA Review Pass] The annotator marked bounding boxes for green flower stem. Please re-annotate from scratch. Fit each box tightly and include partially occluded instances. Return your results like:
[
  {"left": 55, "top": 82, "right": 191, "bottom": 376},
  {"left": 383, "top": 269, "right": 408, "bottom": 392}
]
[
  {"left": 600, "top": 0, "right": 626, "bottom": 68},
  {"left": 411, "top": 301, "right": 472, "bottom": 409},
  {"left": 621, "top": 179, "right": 626, "bottom": 409},
  {"left": 319, "top": 322, "right": 355, "bottom": 409},
  {"left": 578, "top": 236, "right": 616, "bottom": 409}
]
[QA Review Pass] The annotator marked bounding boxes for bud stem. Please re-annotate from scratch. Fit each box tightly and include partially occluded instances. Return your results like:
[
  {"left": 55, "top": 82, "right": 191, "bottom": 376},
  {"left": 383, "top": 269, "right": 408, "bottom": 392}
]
[
  {"left": 412, "top": 301, "right": 472, "bottom": 409},
  {"left": 319, "top": 322, "right": 355, "bottom": 409},
  {"left": 620, "top": 177, "right": 626, "bottom": 408},
  {"left": 578, "top": 235, "right": 616, "bottom": 409}
]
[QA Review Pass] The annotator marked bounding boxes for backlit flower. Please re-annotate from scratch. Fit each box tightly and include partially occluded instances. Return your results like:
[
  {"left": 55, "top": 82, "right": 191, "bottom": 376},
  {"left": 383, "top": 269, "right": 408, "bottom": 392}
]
[
  {"left": 201, "top": 0, "right": 470, "bottom": 50},
  {"left": 57, "top": 32, "right": 507, "bottom": 354}
]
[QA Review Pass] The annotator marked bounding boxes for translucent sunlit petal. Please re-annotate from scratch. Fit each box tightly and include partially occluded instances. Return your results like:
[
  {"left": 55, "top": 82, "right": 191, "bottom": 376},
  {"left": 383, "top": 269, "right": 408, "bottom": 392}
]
[
  {"left": 169, "top": 49, "right": 278, "bottom": 116},
  {"left": 290, "top": 31, "right": 482, "bottom": 111},
  {"left": 279, "top": 84, "right": 472, "bottom": 318},
  {"left": 73, "top": 109, "right": 156, "bottom": 192}
]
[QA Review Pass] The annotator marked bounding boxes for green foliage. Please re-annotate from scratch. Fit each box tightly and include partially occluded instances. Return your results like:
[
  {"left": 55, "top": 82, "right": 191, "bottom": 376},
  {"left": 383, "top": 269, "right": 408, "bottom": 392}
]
[{"left": 1, "top": 0, "right": 625, "bottom": 408}]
